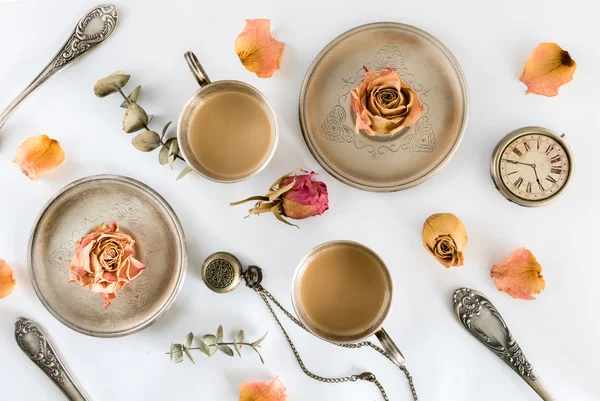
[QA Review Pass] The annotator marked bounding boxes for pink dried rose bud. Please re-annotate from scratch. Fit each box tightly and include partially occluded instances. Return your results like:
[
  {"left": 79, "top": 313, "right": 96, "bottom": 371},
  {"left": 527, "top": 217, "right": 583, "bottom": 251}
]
[
  {"left": 350, "top": 67, "right": 423, "bottom": 136},
  {"left": 230, "top": 169, "right": 329, "bottom": 227},
  {"left": 68, "top": 221, "right": 145, "bottom": 308}
]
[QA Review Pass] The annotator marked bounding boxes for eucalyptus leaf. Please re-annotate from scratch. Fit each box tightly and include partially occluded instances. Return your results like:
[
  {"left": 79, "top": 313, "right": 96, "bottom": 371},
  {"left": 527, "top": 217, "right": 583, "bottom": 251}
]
[
  {"left": 168, "top": 139, "right": 179, "bottom": 169},
  {"left": 208, "top": 344, "right": 217, "bottom": 357},
  {"left": 158, "top": 145, "right": 169, "bottom": 165},
  {"left": 196, "top": 339, "right": 211, "bottom": 357},
  {"left": 120, "top": 85, "right": 141, "bottom": 108},
  {"left": 216, "top": 325, "right": 224, "bottom": 343},
  {"left": 184, "top": 332, "right": 194, "bottom": 350},
  {"left": 177, "top": 166, "right": 193, "bottom": 181},
  {"left": 170, "top": 343, "right": 184, "bottom": 363},
  {"left": 251, "top": 331, "right": 268, "bottom": 349},
  {"left": 132, "top": 130, "right": 161, "bottom": 152},
  {"left": 94, "top": 71, "right": 130, "bottom": 97},
  {"left": 253, "top": 348, "right": 265, "bottom": 364},
  {"left": 161, "top": 121, "right": 172, "bottom": 140},
  {"left": 147, "top": 115, "right": 153, "bottom": 125},
  {"left": 234, "top": 330, "right": 244, "bottom": 357},
  {"left": 123, "top": 103, "right": 149, "bottom": 133},
  {"left": 202, "top": 334, "right": 216, "bottom": 346},
  {"left": 184, "top": 349, "right": 195, "bottom": 364},
  {"left": 218, "top": 345, "right": 234, "bottom": 357}
]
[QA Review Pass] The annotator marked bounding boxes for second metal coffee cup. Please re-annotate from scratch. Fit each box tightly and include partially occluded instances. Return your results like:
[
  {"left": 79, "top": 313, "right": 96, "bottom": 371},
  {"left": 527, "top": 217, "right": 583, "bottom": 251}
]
[
  {"left": 177, "top": 51, "right": 278, "bottom": 183},
  {"left": 291, "top": 240, "right": 406, "bottom": 367}
]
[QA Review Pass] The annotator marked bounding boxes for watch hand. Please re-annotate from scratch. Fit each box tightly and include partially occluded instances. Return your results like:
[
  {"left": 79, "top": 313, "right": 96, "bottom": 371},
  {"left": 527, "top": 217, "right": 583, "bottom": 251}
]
[{"left": 502, "top": 159, "right": 535, "bottom": 167}]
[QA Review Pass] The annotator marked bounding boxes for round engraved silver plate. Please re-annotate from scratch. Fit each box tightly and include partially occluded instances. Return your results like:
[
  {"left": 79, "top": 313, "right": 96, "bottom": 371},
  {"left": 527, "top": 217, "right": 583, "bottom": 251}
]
[
  {"left": 28, "top": 175, "right": 187, "bottom": 337},
  {"left": 299, "top": 22, "right": 469, "bottom": 192},
  {"left": 201, "top": 252, "right": 242, "bottom": 293}
]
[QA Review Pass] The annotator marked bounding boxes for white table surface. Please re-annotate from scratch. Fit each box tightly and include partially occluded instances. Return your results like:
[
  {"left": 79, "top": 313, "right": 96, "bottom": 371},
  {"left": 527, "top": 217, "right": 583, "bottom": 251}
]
[{"left": 1, "top": 0, "right": 599, "bottom": 400}]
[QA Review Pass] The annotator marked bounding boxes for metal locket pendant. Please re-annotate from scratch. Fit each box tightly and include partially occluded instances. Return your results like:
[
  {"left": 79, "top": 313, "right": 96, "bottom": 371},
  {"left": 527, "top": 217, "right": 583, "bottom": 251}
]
[{"left": 490, "top": 126, "right": 574, "bottom": 207}]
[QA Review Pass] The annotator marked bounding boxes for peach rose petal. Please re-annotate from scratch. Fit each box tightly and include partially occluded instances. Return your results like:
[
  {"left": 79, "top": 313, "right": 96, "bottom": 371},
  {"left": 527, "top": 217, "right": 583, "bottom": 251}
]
[
  {"left": 235, "top": 19, "right": 285, "bottom": 78},
  {"left": 491, "top": 248, "right": 545, "bottom": 300},
  {"left": 520, "top": 42, "right": 576, "bottom": 97},
  {"left": 0, "top": 260, "right": 16, "bottom": 299},
  {"left": 13, "top": 135, "right": 65, "bottom": 180},
  {"left": 239, "top": 377, "right": 290, "bottom": 401}
]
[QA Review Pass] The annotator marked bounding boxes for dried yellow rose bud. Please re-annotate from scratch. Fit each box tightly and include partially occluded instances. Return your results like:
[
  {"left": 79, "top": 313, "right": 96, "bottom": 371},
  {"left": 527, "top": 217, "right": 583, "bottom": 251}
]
[{"left": 422, "top": 213, "right": 468, "bottom": 268}]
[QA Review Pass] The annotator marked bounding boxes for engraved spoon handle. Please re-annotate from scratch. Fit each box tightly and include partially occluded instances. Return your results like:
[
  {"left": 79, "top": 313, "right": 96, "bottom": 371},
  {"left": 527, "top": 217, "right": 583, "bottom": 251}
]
[
  {"left": 453, "top": 288, "right": 555, "bottom": 401},
  {"left": 0, "top": 4, "right": 118, "bottom": 130},
  {"left": 15, "top": 317, "right": 90, "bottom": 401}
]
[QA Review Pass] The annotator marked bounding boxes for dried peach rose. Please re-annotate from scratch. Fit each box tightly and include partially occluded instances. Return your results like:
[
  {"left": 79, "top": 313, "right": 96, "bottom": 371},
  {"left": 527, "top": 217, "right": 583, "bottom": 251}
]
[
  {"left": 491, "top": 248, "right": 545, "bottom": 300},
  {"left": 351, "top": 67, "right": 423, "bottom": 136},
  {"left": 0, "top": 260, "right": 16, "bottom": 299},
  {"left": 520, "top": 42, "right": 576, "bottom": 97},
  {"left": 235, "top": 19, "right": 285, "bottom": 78},
  {"left": 239, "top": 377, "right": 290, "bottom": 401},
  {"left": 13, "top": 135, "right": 65, "bottom": 180},
  {"left": 422, "top": 213, "right": 468, "bottom": 268}
]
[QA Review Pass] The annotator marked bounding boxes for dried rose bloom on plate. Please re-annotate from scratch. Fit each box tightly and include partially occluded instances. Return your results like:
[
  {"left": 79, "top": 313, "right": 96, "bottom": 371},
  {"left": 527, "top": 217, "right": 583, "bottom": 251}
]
[
  {"left": 68, "top": 221, "right": 145, "bottom": 308},
  {"left": 350, "top": 67, "right": 423, "bottom": 136},
  {"left": 422, "top": 213, "right": 468, "bottom": 268}
]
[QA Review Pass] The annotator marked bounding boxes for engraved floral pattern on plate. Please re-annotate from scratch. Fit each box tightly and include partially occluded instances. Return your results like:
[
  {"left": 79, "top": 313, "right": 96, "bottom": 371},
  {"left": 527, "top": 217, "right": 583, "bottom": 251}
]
[
  {"left": 28, "top": 175, "right": 187, "bottom": 337},
  {"left": 300, "top": 23, "right": 469, "bottom": 192}
]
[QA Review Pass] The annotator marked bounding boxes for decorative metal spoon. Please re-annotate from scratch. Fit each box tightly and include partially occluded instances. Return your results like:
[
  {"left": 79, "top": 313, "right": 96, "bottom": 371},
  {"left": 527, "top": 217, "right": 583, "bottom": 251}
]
[
  {"left": 0, "top": 4, "right": 118, "bottom": 130},
  {"left": 453, "top": 288, "right": 554, "bottom": 401},
  {"left": 15, "top": 317, "right": 89, "bottom": 401}
]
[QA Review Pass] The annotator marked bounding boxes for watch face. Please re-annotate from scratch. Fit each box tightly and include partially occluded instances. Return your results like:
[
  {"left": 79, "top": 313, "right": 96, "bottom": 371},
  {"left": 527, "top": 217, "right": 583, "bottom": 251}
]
[{"left": 499, "top": 134, "right": 570, "bottom": 201}]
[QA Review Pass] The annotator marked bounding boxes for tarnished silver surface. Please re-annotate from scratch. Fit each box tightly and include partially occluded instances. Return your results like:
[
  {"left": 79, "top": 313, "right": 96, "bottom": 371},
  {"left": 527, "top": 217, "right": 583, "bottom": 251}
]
[
  {"left": 0, "top": 5, "right": 118, "bottom": 130},
  {"left": 453, "top": 288, "right": 554, "bottom": 401},
  {"left": 299, "top": 22, "right": 469, "bottom": 192},
  {"left": 15, "top": 317, "right": 89, "bottom": 401},
  {"left": 28, "top": 175, "right": 187, "bottom": 337}
]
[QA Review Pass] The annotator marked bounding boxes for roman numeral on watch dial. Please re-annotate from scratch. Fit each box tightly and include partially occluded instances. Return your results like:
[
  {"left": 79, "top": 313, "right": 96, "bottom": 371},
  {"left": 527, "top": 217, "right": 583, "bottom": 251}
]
[
  {"left": 545, "top": 146, "right": 554, "bottom": 155},
  {"left": 550, "top": 155, "right": 562, "bottom": 164},
  {"left": 524, "top": 141, "right": 530, "bottom": 151},
  {"left": 514, "top": 177, "right": 523, "bottom": 188},
  {"left": 512, "top": 148, "right": 523, "bottom": 157},
  {"left": 526, "top": 182, "right": 532, "bottom": 193},
  {"left": 545, "top": 175, "right": 557, "bottom": 184},
  {"left": 551, "top": 168, "right": 562, "bottom": 174}
]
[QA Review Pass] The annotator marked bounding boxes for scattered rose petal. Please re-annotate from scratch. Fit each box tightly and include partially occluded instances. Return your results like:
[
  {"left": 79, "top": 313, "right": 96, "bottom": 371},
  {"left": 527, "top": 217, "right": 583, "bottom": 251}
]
[
  {"left": 351, "top": 67, "right": 423, "bottom": 136},
  {"left": 0, "top": 260, "right": 16, "bottom": 299},
  {"left": 491, "top": 248, "right": 545, "bottom": 300},
  {"left": 422, "top": 213, "right": 468, "bottom": 268},
  {"left": 13, "top": 135, "right": 65, "bottom": 180},
  {"left": 68, "top": 221, "right": 145, "bottom": 309},
  {"left": 520, "top": 42, "right": 576, "bottom": 97},
  {"left": 239, "top": 377, "right": 290, "bottom": 401},
  {"left": 235, "top": 19, "right": 285, "bottom": 78}
]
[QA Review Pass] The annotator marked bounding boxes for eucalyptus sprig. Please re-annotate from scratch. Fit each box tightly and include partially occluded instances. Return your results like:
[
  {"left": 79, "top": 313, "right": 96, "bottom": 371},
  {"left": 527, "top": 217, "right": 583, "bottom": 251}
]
[
  {"left": 168, "top": 325, "right": 267, "bottom": 364},
  {"left": 94, "top": 71, "right": 193, "bottom": 180}
]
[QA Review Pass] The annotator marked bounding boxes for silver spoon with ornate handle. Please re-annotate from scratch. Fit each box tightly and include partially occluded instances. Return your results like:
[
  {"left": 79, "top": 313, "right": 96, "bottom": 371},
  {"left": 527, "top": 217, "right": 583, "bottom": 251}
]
[
  {"left": 15, "top": 317, "right": 90, "bottom": 401},
  {"left": 453, "top": 288, "right": 555, "bottom": 401},
  {"left": 0, "top": 4, "right": 118, "bottom": 130}
]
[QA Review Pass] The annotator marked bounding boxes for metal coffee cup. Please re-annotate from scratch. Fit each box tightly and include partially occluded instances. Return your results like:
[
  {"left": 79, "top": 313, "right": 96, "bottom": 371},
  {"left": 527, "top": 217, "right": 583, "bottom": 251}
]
[
  {"left": 177, "top": 51, "right": 278, "bottom": 183},
  {"left": 291, "top": 240, "right": 406, "bottom": 367}
]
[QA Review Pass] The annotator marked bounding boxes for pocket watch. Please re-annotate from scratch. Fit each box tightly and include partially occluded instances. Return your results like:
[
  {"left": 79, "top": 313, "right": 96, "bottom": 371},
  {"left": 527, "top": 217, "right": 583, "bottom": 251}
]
[{"left": 490, "top": 126, "right": 574, "bottom": 207}]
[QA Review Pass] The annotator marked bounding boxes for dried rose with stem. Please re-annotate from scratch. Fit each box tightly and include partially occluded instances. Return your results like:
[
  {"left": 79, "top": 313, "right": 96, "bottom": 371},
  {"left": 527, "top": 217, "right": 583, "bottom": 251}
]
[
  {"left": 168, "top": 325, "right": 267, "bottom": 364},
  {"left": 230, "top": 169, "right": 329, "bottom": 228},
  {"left": 94, "top": 72, "right": 193, "bottom": 180}
]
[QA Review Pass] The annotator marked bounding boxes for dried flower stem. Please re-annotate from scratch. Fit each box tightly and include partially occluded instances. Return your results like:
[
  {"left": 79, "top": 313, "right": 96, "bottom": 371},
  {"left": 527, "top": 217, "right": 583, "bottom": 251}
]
[{"left": 116, "top": 88, "right": 185, "bottom": 162}]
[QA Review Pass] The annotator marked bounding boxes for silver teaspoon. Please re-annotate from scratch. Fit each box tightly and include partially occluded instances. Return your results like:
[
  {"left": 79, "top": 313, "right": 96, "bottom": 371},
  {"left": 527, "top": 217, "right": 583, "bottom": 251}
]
[
  {"left": 0, "top": 4, "right": 118, "bottom": 130},
  {"left": 453, "top": 288, "right": 555, "bottom": 401},
  {"left": 15, "top": 317, "right": 89, "bottom": 401}
]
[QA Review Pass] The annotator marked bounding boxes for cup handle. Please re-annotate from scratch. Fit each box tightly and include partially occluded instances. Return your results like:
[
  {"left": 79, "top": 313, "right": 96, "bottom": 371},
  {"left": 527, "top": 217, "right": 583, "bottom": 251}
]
[
  {"left": 184, "top": 51, "right": 211, "bottom": 87},
  {"left": 375, "top": 328, "right": 406, "bottom": 367}
]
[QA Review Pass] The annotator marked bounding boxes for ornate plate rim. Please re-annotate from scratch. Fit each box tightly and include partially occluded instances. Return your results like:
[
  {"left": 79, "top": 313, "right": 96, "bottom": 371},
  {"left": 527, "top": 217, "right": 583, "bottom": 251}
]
[
  {"left": 299, "top": 21, "right": 470, "bottom": 192},
  {"left": 27, "top": 174, "right": 188, "bottom": 338}
]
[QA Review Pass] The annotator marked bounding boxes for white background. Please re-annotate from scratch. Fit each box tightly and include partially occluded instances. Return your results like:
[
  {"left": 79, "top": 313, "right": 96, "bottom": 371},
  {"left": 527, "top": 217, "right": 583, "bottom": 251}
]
[{"left": 0, "top": 0, "right": 599, "bottom": 400}]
